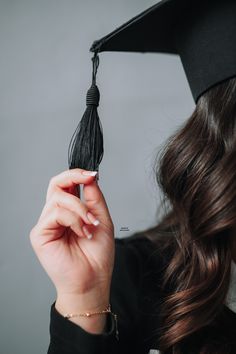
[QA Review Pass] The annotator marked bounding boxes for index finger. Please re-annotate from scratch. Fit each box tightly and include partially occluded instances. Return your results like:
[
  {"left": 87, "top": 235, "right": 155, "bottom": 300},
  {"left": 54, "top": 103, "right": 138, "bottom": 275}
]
[{"left": 46, "top": 168, "right": 97, "bottom": 202}]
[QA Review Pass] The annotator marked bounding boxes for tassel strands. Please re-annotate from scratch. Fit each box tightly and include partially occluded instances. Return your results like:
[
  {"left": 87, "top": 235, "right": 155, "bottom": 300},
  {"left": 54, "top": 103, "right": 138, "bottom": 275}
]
[{"left": 68, "top": 51, "right": 104, "bottom": 180}]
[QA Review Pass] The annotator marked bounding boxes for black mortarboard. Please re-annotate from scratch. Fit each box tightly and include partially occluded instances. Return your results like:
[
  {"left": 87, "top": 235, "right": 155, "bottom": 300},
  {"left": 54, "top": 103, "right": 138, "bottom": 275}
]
[{"left": 68, "top": 0, "right": 236, "bottom": 177}]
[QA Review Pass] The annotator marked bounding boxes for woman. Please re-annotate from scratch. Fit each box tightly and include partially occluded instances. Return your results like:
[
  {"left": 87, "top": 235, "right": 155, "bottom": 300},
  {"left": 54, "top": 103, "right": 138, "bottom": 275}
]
[
  {"left": 29, "top": 0, "right": 236, "bottom": 352},
  {"left": 30, "top": 77, "right": 236, "bottom": 354}
]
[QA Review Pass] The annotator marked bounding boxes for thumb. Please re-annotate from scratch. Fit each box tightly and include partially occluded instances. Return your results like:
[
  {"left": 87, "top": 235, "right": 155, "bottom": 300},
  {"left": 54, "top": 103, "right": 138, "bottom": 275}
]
[{"left": 82, "top": 177, "right": 112, "bottom": 222}]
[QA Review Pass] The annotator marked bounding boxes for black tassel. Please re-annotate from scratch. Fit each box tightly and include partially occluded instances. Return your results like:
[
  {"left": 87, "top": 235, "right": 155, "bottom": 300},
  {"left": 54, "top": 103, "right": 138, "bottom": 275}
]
[{"left": 68, "top": 51, "right": 104, "bottom": 180}]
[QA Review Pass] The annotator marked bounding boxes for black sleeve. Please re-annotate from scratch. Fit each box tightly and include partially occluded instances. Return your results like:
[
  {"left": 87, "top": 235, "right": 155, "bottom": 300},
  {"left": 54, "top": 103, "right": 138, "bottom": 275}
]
[{"left": 47, "top": 235, "right": 147, "bottom": 354}]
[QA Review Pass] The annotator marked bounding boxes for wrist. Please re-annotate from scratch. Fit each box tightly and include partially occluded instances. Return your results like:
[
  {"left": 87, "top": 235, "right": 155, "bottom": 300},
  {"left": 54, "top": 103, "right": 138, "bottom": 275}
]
[
  {"left": 55, "top": 289, "right": 110, "bottom": 315},
  {"left": 55, "top": 291, "right": 111, "bottom": 334}
]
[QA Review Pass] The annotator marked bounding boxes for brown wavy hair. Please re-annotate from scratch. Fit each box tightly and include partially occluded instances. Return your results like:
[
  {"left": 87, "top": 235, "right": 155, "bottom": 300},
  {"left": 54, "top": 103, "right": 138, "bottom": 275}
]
[{"left": 141, "top": 77, "right": 236, "bottom": 353}]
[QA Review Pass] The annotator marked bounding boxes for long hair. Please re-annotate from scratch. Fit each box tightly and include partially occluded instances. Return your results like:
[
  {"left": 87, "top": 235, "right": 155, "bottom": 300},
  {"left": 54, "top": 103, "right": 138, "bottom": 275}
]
[{"left": 142, "top": 77, "right": 236, "bottom": 353}]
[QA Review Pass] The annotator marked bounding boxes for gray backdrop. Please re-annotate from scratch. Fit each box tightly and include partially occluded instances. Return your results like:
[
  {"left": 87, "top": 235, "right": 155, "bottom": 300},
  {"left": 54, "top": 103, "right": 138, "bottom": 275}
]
[{"left": 0, "top": 0, "right": 195, "bottom": 353}]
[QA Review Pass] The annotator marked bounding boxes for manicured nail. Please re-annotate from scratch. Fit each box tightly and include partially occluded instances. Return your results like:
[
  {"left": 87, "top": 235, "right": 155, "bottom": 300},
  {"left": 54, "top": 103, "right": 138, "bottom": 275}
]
[
  {"left": 82, "top": 226, "right": 93, "bottom": 240},
  {"left": 82, "top": 171, "right": 98, "bottom": 176},
  {"left": 87, "top": 212, "right": 100, "bottom": 226}
]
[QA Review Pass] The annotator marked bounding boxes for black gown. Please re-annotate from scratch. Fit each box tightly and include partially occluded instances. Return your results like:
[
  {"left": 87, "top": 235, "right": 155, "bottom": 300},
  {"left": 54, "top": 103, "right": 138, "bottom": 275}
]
[{"left": 47, "top": 232, "right": 236, "bottom": 354}]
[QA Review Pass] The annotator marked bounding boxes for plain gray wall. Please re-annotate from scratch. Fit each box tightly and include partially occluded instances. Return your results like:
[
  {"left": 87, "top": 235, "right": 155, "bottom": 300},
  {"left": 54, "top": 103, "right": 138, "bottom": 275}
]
[{"left": 0, "top": 0, "right": 195, "bottom": 353}]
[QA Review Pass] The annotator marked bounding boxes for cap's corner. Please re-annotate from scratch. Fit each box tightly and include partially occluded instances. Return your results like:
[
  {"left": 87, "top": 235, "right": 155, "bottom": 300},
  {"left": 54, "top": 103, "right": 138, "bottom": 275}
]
[{"left": 90, "top": 40, "right": 102, "bottom": 53}]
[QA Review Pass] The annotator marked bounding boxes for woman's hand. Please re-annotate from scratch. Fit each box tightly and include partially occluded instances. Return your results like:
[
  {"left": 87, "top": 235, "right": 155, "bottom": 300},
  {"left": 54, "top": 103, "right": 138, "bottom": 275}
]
[{"left": 29, "top": 168, "right": 115, "bottom": 307}]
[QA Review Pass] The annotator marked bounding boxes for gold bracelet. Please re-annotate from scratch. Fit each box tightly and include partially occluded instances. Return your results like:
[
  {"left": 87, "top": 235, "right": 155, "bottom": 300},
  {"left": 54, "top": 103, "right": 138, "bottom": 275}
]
[
  {"left": 63, "top": 303, "right": 112, "bottom": 319},
  {"left": 63, "top": 303, "right": 119, "bottom": 341}
]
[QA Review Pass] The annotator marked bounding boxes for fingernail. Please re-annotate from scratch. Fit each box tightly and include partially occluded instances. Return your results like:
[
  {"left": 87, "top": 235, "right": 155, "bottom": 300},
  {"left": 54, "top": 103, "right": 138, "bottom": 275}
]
[
  {"left": 87, "top": 212, "right": 100, "bottom": 226},
  {"left": 82, "top": 171, "right": 98, "bottom": 176},
  {"left": 82, "top": 226, "right": 93, "bottom": 240}
]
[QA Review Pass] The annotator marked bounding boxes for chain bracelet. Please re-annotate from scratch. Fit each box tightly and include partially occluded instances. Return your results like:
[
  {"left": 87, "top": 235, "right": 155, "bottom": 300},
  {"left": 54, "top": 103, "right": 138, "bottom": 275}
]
[{"left": 63, "top": 303, "right": 119, "bottom": 341}]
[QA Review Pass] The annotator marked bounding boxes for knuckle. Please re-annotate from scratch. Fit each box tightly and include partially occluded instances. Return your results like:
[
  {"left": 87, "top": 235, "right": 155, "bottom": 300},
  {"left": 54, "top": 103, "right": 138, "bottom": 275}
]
[
  {"left": 53, "top": 206, "right": 61, "bottom": 220},
  {"left": 67, "top": 194, "right": 86, "bottom": 215},
  {"left": 50, "top": 189, "right": 61, "bottom": 203},
  {"left": 85, "top": 199, "right": 97, "bottom": 208},
  {"left": 47, "top": 188, "right": 63, "bottom": 206},
  {"left": 49, "top": 175, "right": 56, "bottom": 186},
  {"left": 71, "top": 193, "right": 83, "bottom": 208},
  {"left": 49, "top": 207, "right": 60, "bottom": 225},
  {"left": 29, "top": 226, "right": 38, "bottom": 244},
  {"left": 72, "top": 213, "right": 82, "bottom": 228},
  {"left": 76, "top": 201, "right": 88, "bottom": 218},
  {"left": 70, "top": 168, "right": 82, "bottom": 174},
  {"left": 29, "top": 227, "right": 36, "bottom": 239},
  {"left": 70, "top": 209, "right": 79, "bottom": 222},
  {"left": 72, "top": 221, "right": 84, "bottom": 237}
]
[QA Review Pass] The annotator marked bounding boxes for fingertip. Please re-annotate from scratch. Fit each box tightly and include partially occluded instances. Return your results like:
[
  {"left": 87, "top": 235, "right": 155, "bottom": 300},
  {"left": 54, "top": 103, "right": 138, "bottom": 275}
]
[
  {"left": 81, "top": 171, "right": 98, "bottom": 177},
  {"left": 82, "top": 225, "right": 93, "bottom": 240},
  {"left": 86, "top": 212, "right": 99, "bottom": 225}
]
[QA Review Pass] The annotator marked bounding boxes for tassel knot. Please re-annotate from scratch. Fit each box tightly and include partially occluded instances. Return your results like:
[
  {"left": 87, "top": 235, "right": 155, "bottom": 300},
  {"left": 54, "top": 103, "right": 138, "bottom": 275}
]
[{"left": 86, "top": 84, "right": 100, "bottom": 106}]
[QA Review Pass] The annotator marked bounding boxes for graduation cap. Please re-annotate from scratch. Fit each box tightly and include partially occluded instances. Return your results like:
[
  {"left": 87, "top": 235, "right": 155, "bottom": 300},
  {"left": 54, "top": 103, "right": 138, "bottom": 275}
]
[{"left": 68, "top": 0, "right": 236, "bottom": 178}]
